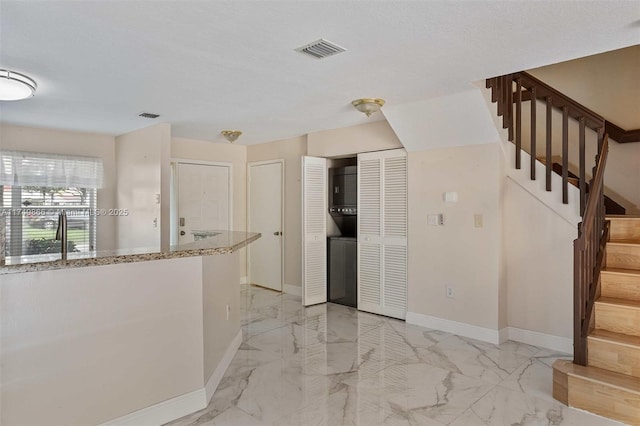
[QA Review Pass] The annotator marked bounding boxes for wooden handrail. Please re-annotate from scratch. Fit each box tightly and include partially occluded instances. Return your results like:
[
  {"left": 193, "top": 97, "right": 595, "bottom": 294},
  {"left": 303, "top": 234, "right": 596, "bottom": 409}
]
[
  {"left": 486, "top": 73, "right": 610, "bottom": 367},
  {"left": 516, "top": 72, "right": 605, "bottom": 131},
  {"left": 574, "top": 134, "right": 609, "bottom": 365}
]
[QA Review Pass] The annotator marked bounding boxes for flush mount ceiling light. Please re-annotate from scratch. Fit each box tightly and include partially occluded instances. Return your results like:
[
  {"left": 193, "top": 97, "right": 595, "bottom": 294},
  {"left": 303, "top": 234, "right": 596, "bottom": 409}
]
[
  {"left": 0, "top": 69, "right": 37, "bottom": 101},
  {"left": 351, "top": 98, "right": 385, "bottom": 117},
  {"left": 221, "top": 130, "right": 242, "bottom": 143}
]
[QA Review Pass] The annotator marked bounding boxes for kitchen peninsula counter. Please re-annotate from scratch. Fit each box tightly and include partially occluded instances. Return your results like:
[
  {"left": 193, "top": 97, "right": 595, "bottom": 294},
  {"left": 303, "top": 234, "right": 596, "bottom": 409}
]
[
  {"left": 0, "top": 230, "right": 260, "bottom": 274},
  {"left": 1, "top": 230, "right": 258, "bottom": 425}
]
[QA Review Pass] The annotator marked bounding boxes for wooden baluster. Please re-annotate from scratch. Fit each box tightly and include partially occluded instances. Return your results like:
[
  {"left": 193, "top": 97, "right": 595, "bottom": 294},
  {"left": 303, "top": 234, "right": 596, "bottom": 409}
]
[
  {"left": 530, "top": 87, "right": 537, "bottom": 180},
  {"left": 491, "top": 78, "right": 498, "bottom": 103},
  {"left": 597, "top": 127, "right": 604, "bottom": 152},
  {"left": 562, "top": 106, "right": 569, "bottom": 204},
  {"left": 497, "top": 77, "right": 503, "bottom": 117},
  {"left": 574, "top": 239, "right": 586, "bottom": 366},
  {"left": 507, "top": 75, "right": 514, "bottom": 141},
  {"left": 546, "top": 96, "right": 552, "bottom": 191},
  {"left": 515, "top": 78, "right": 522, "bottom": 169},
  {"left": 503, "top": 76, "right": 509, "bottom": 129},
  {"left": 579, "top": 117, "right": 586, "bottom": 216}
]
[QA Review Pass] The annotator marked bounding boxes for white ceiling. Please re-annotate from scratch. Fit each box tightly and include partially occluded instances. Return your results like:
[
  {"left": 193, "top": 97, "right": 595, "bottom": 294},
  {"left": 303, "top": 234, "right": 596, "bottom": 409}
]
[{"left": 0, "top": 1, "right": 638, "bottom": 145}]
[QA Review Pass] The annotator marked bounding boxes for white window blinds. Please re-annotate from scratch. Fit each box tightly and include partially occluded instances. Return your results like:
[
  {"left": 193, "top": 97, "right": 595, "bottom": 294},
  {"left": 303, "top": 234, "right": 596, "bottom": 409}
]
[{"left": 0, "top": 150, "right": 104, "bottom": 189}]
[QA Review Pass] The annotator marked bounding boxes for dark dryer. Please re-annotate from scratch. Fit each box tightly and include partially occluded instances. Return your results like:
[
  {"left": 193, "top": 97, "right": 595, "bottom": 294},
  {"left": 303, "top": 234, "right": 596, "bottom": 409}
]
[
  {"left": 327, "top": 165, "right": 358, "bottom": 308},
  {"left": 327, "top": 236, "right": 357, "bottom": 308}
]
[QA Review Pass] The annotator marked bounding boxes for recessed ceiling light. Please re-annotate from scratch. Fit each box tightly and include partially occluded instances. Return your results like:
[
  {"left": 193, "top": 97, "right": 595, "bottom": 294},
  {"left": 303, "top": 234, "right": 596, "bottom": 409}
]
[{"left": 0, "top": 69, "right": 37, "bottom": 101}]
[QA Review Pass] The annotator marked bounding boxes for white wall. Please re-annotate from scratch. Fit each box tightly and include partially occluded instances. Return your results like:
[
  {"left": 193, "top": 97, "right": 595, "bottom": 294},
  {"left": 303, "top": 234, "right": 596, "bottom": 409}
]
[
  {"left": 202, "top": 253, "right": 240, "bottom": 381},
  {"left": 383, "top": 88, "right": 500, "bottom": 152},
  {"left": 0, "top": 124, "right": 117, "bottom": 250},
  {"left": 115, "top": 123, "right": 171, "bottom": 249},
  {"left": 504, "top": 178, "right": 575, "bottom": 340},
  {"left": 407, "top": 143, "right": 502, "bottom": 331}
]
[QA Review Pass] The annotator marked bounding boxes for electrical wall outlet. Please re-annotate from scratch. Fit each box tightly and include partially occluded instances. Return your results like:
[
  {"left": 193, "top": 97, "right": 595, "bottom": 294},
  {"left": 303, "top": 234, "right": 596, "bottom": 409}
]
[
  {"left": 446, "top": 286, "right": 454, "bottom": 298},
  {"left": 474, "top": 214, "right": 483, "bottom": 228}
]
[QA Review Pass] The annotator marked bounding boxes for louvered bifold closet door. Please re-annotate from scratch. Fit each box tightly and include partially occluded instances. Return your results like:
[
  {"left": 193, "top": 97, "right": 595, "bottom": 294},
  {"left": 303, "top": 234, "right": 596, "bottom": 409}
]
[
  {"left": 357, "top": 156, "right": 382, "bottom": 314},
  {"left": 302, "top": 156, "right": 327, "bottom": 306},
  {"left": 358, "top": 150, "right": 407, "bottom": 320}
]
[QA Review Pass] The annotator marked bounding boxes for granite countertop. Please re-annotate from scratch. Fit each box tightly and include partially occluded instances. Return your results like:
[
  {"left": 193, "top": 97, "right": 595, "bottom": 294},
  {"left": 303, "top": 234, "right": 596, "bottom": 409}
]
[{"left": 0, "top": 230, "right": 260, "bottom": 275}]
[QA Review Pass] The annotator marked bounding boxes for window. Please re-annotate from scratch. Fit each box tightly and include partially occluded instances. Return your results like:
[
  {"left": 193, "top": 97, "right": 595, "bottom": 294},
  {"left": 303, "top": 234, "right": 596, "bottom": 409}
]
[
  {"left": 0, "top": 150, "right": 103, "bottom": 257},
  {"left": 2, "top": 185, "right": 96, "bottom": 256}
]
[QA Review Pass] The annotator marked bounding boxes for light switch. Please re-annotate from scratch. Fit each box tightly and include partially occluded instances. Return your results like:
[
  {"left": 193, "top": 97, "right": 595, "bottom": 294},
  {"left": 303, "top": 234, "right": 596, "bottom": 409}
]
[
  {"left": 474, "top": 214, "right": 483, "bottom": 228},
  {"left": 427, "top": 214, "right": 445, "bottom": 226},
  {"left": 444, "top": 192, "right": 458, "bottom": 203}
]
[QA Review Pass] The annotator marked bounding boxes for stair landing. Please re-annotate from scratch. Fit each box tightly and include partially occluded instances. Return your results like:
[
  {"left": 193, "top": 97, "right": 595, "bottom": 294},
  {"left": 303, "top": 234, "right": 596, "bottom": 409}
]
[{"left": 553, "top": 359, "right": 640, "bottom": 424}]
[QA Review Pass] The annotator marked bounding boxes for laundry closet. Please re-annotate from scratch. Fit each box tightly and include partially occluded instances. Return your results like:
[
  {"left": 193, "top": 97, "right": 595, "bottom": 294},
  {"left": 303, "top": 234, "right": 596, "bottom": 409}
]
[{"left": 302, "top": 148, "right": 408, "bottom": 320}]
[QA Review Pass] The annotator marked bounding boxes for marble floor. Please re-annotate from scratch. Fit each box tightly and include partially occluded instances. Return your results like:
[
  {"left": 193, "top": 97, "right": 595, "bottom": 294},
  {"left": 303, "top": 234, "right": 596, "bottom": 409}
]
[{"left": 168, "top": 285, "right": 622, "bottom": 426}]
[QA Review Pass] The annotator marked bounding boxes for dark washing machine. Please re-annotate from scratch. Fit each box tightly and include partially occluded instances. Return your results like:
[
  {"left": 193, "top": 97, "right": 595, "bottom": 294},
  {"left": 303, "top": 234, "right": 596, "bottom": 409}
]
[{"left": 327, "top": 236, "right": 357, "bottom": 308}]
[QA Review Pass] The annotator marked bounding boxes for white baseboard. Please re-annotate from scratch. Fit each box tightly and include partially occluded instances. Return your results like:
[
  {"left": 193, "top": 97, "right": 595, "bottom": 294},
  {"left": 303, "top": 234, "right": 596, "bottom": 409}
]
[
  {"left": 240, "top": 276, "right": 248, "bottom": 285},
  {"left": 283, "top": 284, "right": 302, "bottom": 297},
  {"left": 101, "top": 329, "right": 244, "bottom": 426},
  {"left": 205, "top": 329, "right": 243, "bottom": 402},
  {"left": 501, "top": 326, "right": 573, "bottom": 354},
  {"left": 405, "top": 312, "right": 500, "bottom": 344},
  {"left": 99, "top": 388, "right": 206, "bottom": 426}
]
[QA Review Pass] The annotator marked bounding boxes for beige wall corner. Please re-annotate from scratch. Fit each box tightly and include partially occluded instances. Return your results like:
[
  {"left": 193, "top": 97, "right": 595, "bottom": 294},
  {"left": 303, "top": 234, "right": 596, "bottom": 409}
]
[
  {"left": 115, "top": 123, "right": 170, "bottom": 250},
  {"left": 247, "top": 135, "right": 307, "bottom": 288},
  {"left": 0, "top": 124, "right": 117, "bottom": 250},
  {"left": 307, "top": 120, "right": 402, "bottom": 158},
  {"left": 407, "top": 143, "right": 501, "bottom": 331}
]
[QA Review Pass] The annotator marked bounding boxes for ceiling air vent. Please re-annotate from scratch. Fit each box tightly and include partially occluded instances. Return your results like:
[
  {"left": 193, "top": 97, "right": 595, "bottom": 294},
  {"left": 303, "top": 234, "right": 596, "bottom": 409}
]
[
  {"left": 295, "top": 39, "right": 346, "bottom": 59},
  {"left": 138, "top": 112, "right": 160, "bottom": 119}
]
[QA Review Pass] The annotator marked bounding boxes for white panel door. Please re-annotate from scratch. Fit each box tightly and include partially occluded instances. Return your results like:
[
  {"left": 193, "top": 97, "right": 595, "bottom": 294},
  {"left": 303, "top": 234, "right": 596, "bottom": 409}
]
[
  {"left": 249, "top": 161, "right": 283, "bottom": 291},
  {"left": 302, "top": 156, "right": 327, "bottom": 306},
  {"left": 177, "top": 163, "right": 230, "bottom": 245},
  {"left": 358, "top": 149, "right": 407, "bottom": 319}
]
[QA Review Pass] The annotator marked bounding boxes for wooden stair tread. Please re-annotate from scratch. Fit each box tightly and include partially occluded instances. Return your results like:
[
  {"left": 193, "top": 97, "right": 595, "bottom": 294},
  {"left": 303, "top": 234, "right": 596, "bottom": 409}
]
[
  {"left": 596, "top": 297, "right": 640, "bottom": 309},
  {"left": 589, "top": 329, "right": 640, "bottom": 348},
  {"left": 607, "top": 215, "right": 640, "bottom": 220},
  {"left": 609, "top": 239, "right": 640, "bottom": 245},
  {"left": 553, "top": 359, "right": 640, "bottom": 395},
  {"left": 602, "top": 267, "right": 640, "bottom": 277}
]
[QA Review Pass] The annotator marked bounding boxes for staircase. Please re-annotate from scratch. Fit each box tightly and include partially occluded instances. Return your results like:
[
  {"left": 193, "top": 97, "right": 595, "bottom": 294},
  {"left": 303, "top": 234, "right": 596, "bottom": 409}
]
[
  {"left": 554, "top": 216, "right": 640, "bottom": 423},
  {"left": 486, "top": 72, "right": 640, "bottom": 423}
]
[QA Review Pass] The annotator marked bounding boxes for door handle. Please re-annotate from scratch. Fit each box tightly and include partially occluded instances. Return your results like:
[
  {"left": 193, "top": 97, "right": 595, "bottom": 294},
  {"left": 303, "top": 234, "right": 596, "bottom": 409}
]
[
  {"left": 273, "top": 231, "right": 282, "bottom": 236},
  {"left": 180, "top": 231, "right": 186, "bottom": 236}
]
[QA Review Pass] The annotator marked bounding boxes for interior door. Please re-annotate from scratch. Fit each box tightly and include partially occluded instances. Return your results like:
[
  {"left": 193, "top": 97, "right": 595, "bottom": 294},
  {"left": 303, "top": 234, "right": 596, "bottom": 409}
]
[
  {"left": 302, "top": 156, "right": 327, "bottom": 306},
  {"left": 249, "top": 161, "right": 283, "bottom": 291},
  {"left": 177, "top": 162, "right": 230, "bottom": 244},
  {"left": 358, "top": 149, "right": 407, "bottom": 320}
]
